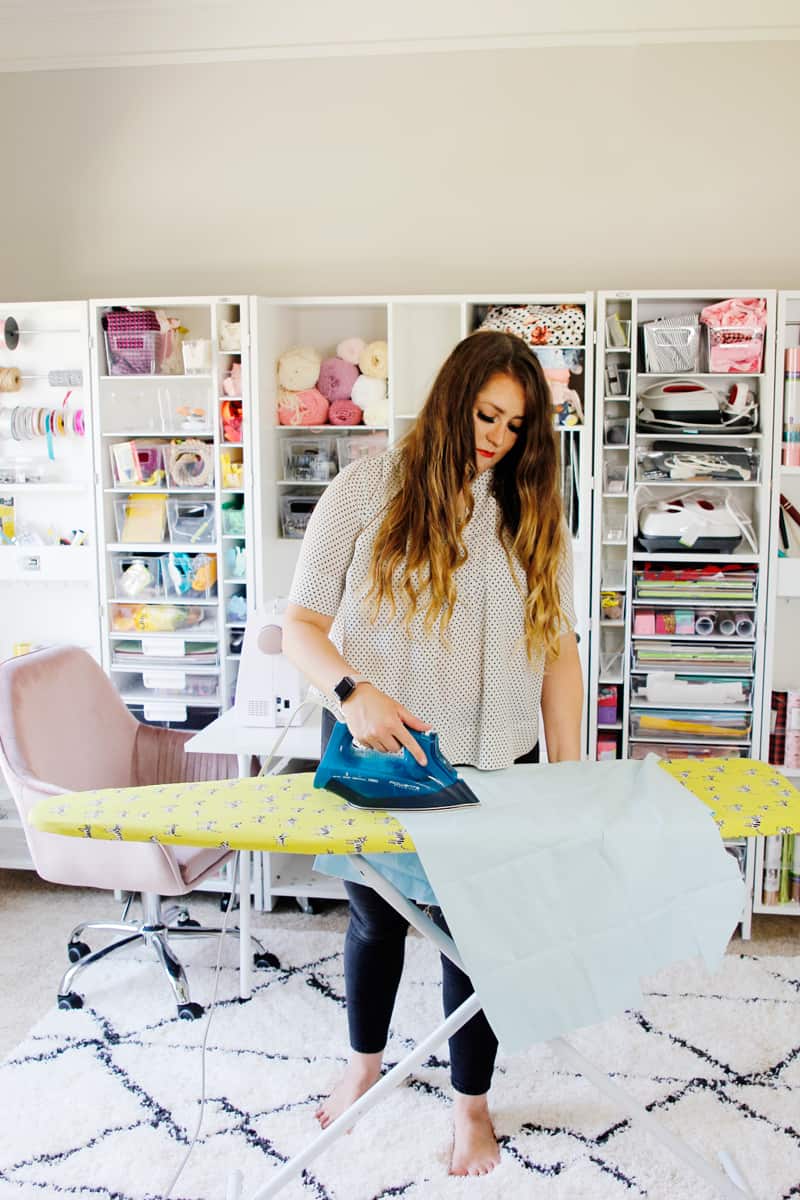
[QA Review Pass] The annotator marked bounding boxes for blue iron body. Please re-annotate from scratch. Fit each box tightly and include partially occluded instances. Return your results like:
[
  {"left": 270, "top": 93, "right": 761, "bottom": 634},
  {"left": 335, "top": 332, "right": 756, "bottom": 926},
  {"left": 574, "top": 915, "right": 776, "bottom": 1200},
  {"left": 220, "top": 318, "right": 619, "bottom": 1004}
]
[{"left": 314, "top": 722, "right": 481, "bottom": 811}]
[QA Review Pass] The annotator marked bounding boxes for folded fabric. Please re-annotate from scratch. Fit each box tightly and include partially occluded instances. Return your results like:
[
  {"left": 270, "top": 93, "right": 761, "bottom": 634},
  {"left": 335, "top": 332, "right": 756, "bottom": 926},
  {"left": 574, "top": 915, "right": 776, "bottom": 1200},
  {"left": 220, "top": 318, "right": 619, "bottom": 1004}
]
[
  {"left": 479, "top": 304, "right": 585, "bottom": 348},
  {"left": 317, "top": 356, "right": 360, "bottom": 403}
]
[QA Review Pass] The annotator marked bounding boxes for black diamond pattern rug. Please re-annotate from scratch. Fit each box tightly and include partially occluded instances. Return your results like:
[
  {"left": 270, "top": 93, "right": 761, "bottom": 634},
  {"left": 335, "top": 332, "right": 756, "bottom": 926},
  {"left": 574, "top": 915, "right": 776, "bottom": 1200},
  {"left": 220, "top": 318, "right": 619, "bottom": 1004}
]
[{"left": 1, "top": 930, "right": 799, "bottom": 1199}]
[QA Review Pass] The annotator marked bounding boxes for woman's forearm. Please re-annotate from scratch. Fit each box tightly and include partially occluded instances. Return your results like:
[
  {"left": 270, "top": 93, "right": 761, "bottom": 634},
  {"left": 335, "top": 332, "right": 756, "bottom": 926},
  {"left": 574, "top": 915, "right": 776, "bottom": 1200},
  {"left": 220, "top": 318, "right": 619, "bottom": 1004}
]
[
  {"left": 540, "top": 633, "right": 584, "bottom": 762},
  {"left": 282, "top": 607, "right": 354, "bottom": 695}
]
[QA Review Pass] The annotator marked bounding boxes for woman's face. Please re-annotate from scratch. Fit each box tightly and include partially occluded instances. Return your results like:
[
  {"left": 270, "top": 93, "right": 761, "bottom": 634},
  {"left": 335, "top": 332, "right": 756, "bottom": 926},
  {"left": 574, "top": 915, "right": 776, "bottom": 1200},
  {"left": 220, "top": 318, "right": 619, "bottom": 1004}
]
[{"left": 472, "top": 372, "right": 526, "bottom": 474}]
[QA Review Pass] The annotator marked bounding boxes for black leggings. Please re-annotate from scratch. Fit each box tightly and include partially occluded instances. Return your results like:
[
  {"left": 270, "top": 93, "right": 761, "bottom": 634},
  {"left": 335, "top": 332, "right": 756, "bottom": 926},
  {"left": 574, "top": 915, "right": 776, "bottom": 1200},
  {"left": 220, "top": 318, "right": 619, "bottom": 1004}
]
[{"left": 322, "top": 708, "right": 539, "bottom": 1095}]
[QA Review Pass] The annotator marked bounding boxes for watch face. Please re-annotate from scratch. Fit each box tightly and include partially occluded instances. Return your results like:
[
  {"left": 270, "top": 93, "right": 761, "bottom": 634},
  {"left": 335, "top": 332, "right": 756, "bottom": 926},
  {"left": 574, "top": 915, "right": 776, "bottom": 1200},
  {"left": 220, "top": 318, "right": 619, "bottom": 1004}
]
[{"left": 335, "top": 676, "right": 355, "bottom": 702}]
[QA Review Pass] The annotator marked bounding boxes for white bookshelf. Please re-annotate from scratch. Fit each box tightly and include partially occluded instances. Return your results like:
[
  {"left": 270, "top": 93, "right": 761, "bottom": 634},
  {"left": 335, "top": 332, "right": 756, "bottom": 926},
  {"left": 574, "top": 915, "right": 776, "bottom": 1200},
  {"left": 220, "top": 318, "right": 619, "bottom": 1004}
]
[
  {"left": 0, "top": 300, "right": 101, "bottom": 869},
  {"left": 754, "top": 291, "right": 800, "bottom": 916},
  {"left": 88, "top": 295, "right": 258, "bottom": 904},
  {"left": 251, "top": 292, "right": 594, "bottom": 907},
  {"left": 589, "top": 289, "right": 778, "bottom": 940}
]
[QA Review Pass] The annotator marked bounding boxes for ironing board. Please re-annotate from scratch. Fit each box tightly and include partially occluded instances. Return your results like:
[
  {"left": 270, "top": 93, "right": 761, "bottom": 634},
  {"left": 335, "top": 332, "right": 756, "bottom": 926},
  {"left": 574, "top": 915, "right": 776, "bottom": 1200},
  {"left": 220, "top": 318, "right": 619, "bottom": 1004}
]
[{"left": 29, "top": 758, "right": 800, "bottom": 1200}]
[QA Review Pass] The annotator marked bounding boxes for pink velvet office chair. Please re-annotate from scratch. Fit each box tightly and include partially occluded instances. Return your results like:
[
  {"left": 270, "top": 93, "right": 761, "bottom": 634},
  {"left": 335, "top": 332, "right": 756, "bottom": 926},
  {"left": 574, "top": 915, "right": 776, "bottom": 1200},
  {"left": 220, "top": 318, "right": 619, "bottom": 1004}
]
[{"left": 0, "top": 646, "right": 277, "bottom": 1019}]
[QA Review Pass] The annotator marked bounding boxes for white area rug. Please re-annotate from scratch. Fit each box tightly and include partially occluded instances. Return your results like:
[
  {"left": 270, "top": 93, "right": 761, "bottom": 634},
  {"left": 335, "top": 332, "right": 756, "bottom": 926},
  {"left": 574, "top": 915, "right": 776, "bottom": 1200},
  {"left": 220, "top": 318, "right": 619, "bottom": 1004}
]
[{"left": 1, "top": 929, "right": 800, "bottom": 1200}]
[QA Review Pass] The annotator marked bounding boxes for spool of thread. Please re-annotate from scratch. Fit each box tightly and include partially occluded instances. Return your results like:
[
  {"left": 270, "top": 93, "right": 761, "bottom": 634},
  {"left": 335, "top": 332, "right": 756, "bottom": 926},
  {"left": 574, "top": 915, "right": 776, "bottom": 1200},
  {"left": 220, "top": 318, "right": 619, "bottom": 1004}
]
[
  {"left": 695, "top": 610, "right": 716, "bottom": 637},
  {"left": 0, "top": 367, "right": 21, "bottom": 392},
  {"left": 784, "top": 690, "right": 800, "bottom": 770},
  {"left": 762, "top": 834, "right": 782, "bottom": 905},
  {"left": 734, "top": 613, "right": 754, "bottom": 638},
  {"left": 717, "top": 612, "right": 736, "bottom": 637}
]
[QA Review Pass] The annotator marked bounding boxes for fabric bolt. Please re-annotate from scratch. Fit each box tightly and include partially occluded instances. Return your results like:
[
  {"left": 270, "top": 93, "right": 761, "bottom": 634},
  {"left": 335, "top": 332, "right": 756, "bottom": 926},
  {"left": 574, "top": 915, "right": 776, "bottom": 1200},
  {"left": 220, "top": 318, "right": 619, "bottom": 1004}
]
[
  {"left": 288, "top": 447, "right": 577, "bottom": 769},
  {"left": 316, "top": 356, "right": 360, "bottom": 402}
]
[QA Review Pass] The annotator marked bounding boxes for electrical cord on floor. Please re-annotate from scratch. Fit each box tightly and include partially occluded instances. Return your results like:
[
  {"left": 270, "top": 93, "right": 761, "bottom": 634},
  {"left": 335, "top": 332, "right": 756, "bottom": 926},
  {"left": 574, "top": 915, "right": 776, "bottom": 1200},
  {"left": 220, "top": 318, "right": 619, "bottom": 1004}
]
[
  {"left": 163, "top": 700, "right": 323, "bottom": 1198},
  {"left": 163, "top": 849, "right": 241, "bottom": 1198}
]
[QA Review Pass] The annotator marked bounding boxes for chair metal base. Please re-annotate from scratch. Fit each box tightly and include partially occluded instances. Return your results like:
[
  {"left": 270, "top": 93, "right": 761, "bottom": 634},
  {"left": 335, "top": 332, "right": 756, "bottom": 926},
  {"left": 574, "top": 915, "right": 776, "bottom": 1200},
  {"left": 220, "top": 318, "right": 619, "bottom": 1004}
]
[{"left": 58, "top": 892, "right": 274, "bottom": 1018}]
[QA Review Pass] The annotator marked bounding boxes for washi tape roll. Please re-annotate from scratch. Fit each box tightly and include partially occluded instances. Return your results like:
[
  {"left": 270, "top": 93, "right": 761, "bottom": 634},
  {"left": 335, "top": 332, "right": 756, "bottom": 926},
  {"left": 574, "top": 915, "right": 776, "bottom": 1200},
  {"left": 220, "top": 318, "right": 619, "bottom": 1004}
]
[{"left": 0, "top": 367, "right": 21, "bottom": 392}]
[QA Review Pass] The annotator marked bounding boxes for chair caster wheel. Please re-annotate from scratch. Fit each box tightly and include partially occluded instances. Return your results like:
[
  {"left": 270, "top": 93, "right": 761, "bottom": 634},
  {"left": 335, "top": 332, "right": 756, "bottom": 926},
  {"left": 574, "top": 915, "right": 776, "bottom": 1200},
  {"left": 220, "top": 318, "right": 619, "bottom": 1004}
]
[
  {"left": 254, "top": 951, "right": 280, "bottom": 970},
  {"left": 67, "top": 941, "right": 91, "bottom": 963},
  {"left": 58, "top": 992, "right": 83, "bottom": 1011},
  {"left": 176, "top": 915, "right": 200, "bottom": 928},
  {"left": 177, "top": 1002, "right": 205, "bottom": 1021}
]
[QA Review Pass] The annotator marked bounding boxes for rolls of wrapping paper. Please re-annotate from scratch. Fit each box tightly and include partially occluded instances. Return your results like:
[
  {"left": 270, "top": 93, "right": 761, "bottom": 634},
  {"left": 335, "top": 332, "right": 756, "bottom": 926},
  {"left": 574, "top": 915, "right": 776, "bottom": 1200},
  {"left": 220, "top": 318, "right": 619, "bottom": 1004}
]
[
  {"left": 770, "top": 690, "right": 787, "bottom": 766},
  {"left": 735, "top": 612, "right": 754, "bottom": 638},
  {"left": 0, "top": 366, "right": 21, "bottom": 392},
  {"left": 783, "top": 347, "right": 800, "bottom": 466},
  {"left": 780, "top": 834, "right": 794, "bottom": 905},
  {"left": 791, "top": 837, "right": 800, "bottom": 904},
  {"left": 784, "top": 690, "right": 800, "bottom": 770},
  {"left": 695, "top": 610, "right": 716, "bottom": 637},
  {"left": 762, "top": 834, "right": 782, "bottom": 905}
]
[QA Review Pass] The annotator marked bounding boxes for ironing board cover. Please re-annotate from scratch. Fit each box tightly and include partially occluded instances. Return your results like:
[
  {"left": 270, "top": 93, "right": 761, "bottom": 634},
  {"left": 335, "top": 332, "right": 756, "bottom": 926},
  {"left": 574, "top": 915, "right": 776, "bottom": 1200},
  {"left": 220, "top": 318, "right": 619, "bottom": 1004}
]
[{"left": 29, "top": 758, "right": 799, "bottom": 848}]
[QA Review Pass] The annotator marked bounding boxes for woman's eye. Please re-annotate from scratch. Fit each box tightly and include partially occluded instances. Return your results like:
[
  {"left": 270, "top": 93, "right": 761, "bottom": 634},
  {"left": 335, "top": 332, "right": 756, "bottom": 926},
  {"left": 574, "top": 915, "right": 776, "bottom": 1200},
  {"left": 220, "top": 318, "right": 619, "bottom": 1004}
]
[{"left": 477, "top": 412, "right": 493, "bottom": 423}]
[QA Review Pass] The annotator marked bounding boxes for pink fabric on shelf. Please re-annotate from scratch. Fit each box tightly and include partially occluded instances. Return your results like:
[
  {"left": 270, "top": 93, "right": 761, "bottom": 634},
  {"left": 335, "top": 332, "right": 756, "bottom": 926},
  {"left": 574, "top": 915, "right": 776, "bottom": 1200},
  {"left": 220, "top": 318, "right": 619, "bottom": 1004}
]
[
  {"left": 222, "top": 361, "right": 242, "bottom": 397},
  {"left": 700, "top": 297, "right": 767, "bottom": 374},
  {"left": 277, "top": 386, "right": 330, "bottom": 426},
  {"left": 317, "top": 356, "right": 359, "bottom": 402},
  {"left": 328, "top": 398, "right": 363, "bottom": 426}
]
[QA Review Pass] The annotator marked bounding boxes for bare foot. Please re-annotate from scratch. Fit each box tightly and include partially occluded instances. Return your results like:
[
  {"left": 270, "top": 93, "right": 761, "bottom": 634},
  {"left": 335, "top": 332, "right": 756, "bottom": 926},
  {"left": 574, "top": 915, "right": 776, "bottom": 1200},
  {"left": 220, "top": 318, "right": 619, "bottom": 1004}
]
[
  {"left": 449, "top": 1093, "right": 500, "bottom": 1177},
  {"left": 315, "top": 1051, "right": 383, "bottom": 1130}
]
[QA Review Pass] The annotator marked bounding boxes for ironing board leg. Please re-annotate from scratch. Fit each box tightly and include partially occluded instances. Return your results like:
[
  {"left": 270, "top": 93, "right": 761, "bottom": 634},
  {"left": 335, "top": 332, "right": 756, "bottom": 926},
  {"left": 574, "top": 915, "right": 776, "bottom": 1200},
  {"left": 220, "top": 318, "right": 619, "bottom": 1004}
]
[
  {"left": 235, "top": 856, "right": 479, "bottom": 1200},
  {"left": 550, "top": 1036, "right": 752, "bottom": 1199},
  {"left": 237, "top": 755, "right": 252, "bottom": 1001}
]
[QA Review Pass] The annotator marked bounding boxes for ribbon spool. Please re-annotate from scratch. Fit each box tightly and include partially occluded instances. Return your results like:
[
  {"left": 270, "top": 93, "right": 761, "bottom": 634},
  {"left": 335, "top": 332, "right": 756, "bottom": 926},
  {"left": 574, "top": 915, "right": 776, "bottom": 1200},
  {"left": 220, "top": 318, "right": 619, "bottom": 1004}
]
[{"left": 0, "top": 367, "right": 21, "bottom": 392}]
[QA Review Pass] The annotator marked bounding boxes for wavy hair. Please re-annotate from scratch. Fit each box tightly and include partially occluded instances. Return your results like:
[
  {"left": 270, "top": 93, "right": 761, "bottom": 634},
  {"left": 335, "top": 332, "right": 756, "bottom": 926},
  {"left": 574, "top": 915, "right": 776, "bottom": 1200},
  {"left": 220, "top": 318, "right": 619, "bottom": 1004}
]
[{"left": 366, "top": 330, "right": 566, "bottom": 661}]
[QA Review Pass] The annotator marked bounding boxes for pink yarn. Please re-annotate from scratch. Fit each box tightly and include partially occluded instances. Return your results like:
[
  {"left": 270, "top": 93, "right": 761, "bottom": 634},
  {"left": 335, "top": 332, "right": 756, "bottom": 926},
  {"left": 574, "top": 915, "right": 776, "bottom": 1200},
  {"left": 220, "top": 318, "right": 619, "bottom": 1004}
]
[
  {"left": 316, "top": 356, "right": 359, "bottom": 403},
  {"left": 277, "top": 386, "right": 330, "bottom": 426},
  {"left": 328, "top": 398, "right": 363, "bottom": 426}
]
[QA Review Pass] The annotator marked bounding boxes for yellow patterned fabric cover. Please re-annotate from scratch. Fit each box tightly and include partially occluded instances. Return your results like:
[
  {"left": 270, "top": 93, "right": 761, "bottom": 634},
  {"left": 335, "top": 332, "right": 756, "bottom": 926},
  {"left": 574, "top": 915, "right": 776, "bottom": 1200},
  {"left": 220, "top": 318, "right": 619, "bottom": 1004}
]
[
  {"left": 29, "top": 773, "right": 414, "bottom": 854},
  {"left": 658, "top": 758, "right": 800, "bottom": 837},
  {"left": 29, "top": 759, "right": 800, "bottom": 851}
]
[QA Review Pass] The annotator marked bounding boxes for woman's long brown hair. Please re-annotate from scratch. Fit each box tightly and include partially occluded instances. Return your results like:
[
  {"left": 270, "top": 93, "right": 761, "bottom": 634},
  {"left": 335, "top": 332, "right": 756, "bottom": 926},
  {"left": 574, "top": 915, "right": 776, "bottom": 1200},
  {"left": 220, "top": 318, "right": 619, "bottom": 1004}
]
[{"left": 366, "top": 330, "right": 566, "bottom": 662}]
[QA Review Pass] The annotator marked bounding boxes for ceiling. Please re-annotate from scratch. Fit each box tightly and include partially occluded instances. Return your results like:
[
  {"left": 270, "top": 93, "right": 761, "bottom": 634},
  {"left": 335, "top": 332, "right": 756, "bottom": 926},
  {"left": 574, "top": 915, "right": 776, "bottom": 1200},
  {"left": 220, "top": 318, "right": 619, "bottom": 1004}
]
[{"left": 1, "top": 0, "right": 798, "bottom": 73}]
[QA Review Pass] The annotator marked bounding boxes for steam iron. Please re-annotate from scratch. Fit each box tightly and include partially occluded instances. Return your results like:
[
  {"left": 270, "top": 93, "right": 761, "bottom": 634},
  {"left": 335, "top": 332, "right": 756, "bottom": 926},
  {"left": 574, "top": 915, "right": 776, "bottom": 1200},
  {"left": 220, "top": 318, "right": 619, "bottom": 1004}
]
[{"left": 314, "top": 722, "right": 481, "bottom": 812}]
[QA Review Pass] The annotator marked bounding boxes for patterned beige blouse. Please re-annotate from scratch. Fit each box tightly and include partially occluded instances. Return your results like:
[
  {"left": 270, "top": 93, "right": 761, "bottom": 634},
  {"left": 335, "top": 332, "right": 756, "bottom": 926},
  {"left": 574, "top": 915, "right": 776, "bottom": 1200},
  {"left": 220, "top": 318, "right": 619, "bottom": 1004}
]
[{"left": 288, "top": 448, "right": 576, "bottom": 770}]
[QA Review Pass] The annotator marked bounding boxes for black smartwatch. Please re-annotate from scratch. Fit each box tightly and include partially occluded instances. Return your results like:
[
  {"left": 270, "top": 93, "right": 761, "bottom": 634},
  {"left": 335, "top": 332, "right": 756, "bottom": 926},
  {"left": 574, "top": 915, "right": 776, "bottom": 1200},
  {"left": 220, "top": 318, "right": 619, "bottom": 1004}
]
[{"left": 333, "top": 675, "right": 364, "bottom": 704}]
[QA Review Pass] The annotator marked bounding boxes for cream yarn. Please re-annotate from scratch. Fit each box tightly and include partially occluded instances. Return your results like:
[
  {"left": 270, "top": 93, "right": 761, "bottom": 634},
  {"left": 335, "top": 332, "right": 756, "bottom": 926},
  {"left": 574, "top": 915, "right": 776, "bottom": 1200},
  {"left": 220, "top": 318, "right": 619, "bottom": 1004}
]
[
  {"left": 336, "top": 337, "right": 366, "bottom": 366},
  {"left": 358, "top": 340, "right": 388, "bottom": 380},
  {"left": 277, "top": 346, "right": 321, "bottom": 391},
  {"left": 352, "top": 375, "right": 388, "bottom": 426}
]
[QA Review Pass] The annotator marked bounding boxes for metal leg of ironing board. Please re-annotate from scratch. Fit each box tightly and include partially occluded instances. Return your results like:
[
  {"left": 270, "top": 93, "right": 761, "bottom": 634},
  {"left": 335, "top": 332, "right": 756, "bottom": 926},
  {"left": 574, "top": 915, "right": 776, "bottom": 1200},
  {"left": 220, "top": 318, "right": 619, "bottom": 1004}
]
[
  {"left": 233, "top": 855, "right": 481, "bottom": 1200},
  {"left": 237, "top": 754, "right": 252, "bottom": 1002}
]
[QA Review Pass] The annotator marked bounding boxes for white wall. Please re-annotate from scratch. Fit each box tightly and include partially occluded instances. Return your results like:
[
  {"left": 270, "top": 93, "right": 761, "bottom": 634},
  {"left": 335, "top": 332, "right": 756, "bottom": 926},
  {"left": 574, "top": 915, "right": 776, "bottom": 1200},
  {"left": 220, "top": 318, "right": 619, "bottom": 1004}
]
[{"left": 2, "top": 39, "right": 799, "bottom": 298}]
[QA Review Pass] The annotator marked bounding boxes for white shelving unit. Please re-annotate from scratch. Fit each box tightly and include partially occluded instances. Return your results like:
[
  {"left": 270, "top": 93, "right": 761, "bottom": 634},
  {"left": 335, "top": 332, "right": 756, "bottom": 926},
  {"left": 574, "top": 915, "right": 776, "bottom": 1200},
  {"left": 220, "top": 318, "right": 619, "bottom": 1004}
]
[
  {"left": 251, "top": 292, "right": 594, "bottom": 908},
  {"left": 89, "top": 295, "right": 258, "bottom": 904},
  {"left": 589, "top": 289, "right": 777, "bottom": 939},
  {"left": 0, "top": 300, "right": 100, "bottom": 869},
  {"left": 755, "top": 290, "right": 800, "bottom": 916}
]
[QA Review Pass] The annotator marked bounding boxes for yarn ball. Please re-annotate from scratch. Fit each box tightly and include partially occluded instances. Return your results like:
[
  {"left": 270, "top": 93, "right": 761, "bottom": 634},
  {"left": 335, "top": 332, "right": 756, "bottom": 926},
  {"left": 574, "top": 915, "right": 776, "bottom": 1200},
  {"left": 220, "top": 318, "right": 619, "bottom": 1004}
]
[
  {"left": 328, "top": 398, "right": 363, "bottom": 426},
  {"left": 358, "top": 340, "right": 388, "bottom": 380},
  {"left": 277, "top": 386, "right": 329, "bottom": 427},
  {"left": 351, "top": 374, "right": 386, "bottom": 413},
  {"left": 277, "top": 346, "right": 321, "bottom": 391},
  {"left": 336, "top": 337, "right": 366, "bottom": 365},
  {"left": 317, "top": 356, "right": 360, "bottom": 403}
]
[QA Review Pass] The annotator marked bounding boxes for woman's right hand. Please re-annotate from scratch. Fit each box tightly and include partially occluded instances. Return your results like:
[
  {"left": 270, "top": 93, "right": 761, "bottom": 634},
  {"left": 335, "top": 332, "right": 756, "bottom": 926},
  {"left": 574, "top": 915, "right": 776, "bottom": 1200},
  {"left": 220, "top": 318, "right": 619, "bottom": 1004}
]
[{"left": 341, "top": 683, "right": 431, "bottom": 766}]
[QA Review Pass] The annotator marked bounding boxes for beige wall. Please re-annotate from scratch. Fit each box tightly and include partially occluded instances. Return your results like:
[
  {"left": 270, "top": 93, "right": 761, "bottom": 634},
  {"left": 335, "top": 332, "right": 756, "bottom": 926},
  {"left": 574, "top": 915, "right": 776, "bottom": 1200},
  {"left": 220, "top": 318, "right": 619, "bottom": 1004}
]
[{"left": 2, "top": 39, "right": 798, "bottom": 299}]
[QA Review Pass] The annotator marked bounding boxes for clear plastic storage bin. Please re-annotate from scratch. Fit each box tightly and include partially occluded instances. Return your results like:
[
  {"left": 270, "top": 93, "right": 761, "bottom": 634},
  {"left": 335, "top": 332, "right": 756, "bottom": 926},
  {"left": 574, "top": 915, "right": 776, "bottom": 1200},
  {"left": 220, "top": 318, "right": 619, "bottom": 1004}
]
[
  {"left": 163, "top": 551, "right": 217, "bottom": 599},
  {"left": 643, "top": 317, "right": 701, "bottom": 373},
  {"left": 629, "top": 742, "right": 746, "bottom": 761},
  {"left": 109, "top": 602, "right": 207, "bottom": 634},
  {"left": 280, "top": 493, "right": 320, "bottom": 539},
  {"left": 111, "top": 555, "right": 166, "bottom": 601},
  {"left": 605, "top": 315, "right": 631, "bottom": 349},
  {"left": 281, "top": 436, "right": 338, "bottom": 483},
  {"left": 602, "top": 461, "right": 628, "bottom": 494},
  {"left": 705, "top": 325, "right": 764, "bottom": 374},
  {"left": 604, "top": 416, "right": 629, "bottom": 446},
  {"left": 337, "top": 431, "right": 389, "bottom": 470},
  {"left": 602, "top": 511, "right": 628, "bottom": 544},
  {"left": 599, "top": 649, "right": 624, "bottom": 682},
  {"left": 113, "top": 495, "right": 168, "bottom": 544},
  {"left": 166, "top": 499, "right": 215, "bottom": 544},
  {"left": 629, "top": 708, "right": 751, "bottom": 742},
  {"left": 109, "top": 442, "right": 167, "bottom": 488},
  {"left": 629, "top": 672, "right": 752, "bottom": 708}
]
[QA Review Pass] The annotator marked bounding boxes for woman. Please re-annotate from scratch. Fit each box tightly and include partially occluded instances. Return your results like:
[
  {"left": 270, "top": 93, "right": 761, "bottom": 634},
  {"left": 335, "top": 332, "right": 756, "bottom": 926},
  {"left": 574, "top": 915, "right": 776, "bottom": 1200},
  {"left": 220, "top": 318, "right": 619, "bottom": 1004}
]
[{"left": 282, "top": 330, "right": 583, "bottom": 1177}]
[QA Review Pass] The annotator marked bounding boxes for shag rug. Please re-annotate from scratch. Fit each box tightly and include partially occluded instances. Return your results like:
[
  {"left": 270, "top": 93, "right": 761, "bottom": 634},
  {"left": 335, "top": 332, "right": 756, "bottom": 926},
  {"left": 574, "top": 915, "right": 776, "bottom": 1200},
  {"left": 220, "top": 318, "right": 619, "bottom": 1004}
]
[{"left": 1, "top": 929, "right": 800, "bottom": 1200}]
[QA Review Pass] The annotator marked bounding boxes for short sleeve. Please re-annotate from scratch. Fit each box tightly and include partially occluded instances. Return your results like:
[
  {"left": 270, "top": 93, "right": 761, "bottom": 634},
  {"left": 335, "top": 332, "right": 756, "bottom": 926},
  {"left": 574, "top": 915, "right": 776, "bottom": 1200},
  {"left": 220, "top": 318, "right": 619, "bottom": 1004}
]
[
  {"left": 287, "top": 456, "right": 375, "bottom": 617},
  {"left": 557, "top": 526, "right": 577, "bottom": 634}
]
